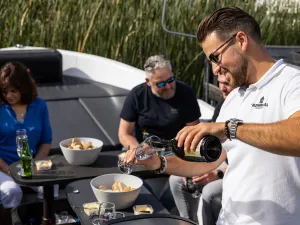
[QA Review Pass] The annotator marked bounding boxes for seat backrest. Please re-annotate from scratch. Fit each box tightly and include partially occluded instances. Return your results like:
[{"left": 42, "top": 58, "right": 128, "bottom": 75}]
[
  {"left": 0, "top": 49, "right": 62, "bottom": 83},
  {"left": 204, "top": 82, "right": 223, "bottom": 106}
]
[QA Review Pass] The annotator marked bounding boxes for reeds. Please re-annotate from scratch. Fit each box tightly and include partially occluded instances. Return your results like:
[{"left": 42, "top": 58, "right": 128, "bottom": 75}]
[{"left": 0, "top": 0, "right": 299, "bottom": 96}]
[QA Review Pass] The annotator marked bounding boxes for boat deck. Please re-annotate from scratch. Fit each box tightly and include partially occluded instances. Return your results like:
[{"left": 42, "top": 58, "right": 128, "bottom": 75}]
[{"left": 38, "top": 75, "right": 129, "bottom": 154}]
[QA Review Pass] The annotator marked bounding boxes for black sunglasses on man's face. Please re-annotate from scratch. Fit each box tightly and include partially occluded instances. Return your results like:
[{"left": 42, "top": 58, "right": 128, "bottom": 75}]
[
  {"left": 208, "top": 33, "right": 237, "bottom": 64},
  {"left": 155, "top": 77, "right": 175, "bottom": 88}
]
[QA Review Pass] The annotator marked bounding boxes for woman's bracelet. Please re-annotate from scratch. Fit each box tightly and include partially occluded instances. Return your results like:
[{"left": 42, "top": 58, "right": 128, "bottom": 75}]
[{"left": 154, "top": 155, "right": 167, "bottom": 174}]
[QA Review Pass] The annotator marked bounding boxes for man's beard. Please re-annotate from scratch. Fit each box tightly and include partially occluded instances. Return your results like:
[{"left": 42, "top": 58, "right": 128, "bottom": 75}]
[
  {"left": 152, "top": 86, "right": 176, "bottom": 100},
  {"left": 230, "top": 54, "right": 248, "bottom": 88}
]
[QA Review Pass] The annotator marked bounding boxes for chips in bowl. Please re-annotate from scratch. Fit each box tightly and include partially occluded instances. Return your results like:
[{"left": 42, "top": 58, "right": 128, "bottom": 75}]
[
  {"left": 59, "top": 137, "right": 103, "bottom": 165},
  {"left": 67, "top": 137, "right": 96, "bottom": 150}
]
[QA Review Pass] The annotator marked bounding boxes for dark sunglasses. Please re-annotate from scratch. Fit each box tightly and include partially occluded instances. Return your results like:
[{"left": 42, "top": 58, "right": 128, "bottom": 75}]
[
  {"left": 156, "top": 77, "right": 175, "bottom": 88},
  {"left": 208, "top": 33, "right": 237, "bottom": 64}
]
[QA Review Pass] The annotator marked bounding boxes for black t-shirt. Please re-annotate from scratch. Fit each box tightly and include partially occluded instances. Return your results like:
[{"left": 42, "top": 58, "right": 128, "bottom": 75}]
[{"left": 120, "top": 81, "right": 201, "bottom": 142}]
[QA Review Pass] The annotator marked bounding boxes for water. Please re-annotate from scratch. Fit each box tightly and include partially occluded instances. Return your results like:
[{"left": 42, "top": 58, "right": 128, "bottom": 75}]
[
  {"left": 135, "top": 147, "right": 166, "bottom": 160},
  {"left": 17, "top": 148, "right": 22, "bottom": 158},
  {"left": 16, "top": 134, "right": 27, "bottom": 155}
]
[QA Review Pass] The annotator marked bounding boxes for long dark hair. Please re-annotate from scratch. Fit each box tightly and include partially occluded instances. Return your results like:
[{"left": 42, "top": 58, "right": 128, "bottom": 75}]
[{"left": 0, "top": 62, "right": 38, "bottom": 104}]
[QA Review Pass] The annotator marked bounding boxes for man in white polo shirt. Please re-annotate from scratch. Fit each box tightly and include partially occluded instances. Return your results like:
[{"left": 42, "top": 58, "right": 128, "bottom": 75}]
[{"left": 136, "top": 7, "right": 300, "bottom": 225}]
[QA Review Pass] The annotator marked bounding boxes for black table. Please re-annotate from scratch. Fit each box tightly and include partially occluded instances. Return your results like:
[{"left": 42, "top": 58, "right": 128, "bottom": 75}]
[
  {"left": 105, "top": 214, "right": 198, "bottom": 225},
  {"left": 65, "top": 179, "right": 170, "bottom": 225},
  {"left": 10, "top": 151, "right": 167, "bottom": 225}
]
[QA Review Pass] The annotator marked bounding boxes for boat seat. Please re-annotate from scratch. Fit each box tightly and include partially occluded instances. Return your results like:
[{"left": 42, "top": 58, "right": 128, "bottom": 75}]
[
  {"left": 0, "top": 49, "right": 63, "bottom": 83},
  {"left": 0, "top": 49, "right": 128, "bottom": 153},
  {"left": 38, "top": 76, "right": 128, "bottom": 101},
  {"left": 37, "top": 75, "right": 129, "bottom": 154}
]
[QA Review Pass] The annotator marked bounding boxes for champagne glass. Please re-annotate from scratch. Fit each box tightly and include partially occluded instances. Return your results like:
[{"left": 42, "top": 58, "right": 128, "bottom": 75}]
[{"left": 118, "top": 136, "right": 166, "bottom": 174}]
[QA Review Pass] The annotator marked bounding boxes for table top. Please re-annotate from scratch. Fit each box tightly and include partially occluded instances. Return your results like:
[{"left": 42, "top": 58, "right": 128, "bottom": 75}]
[
  {"left": 10, "top": 151, "right": 167, "bottom": 187},
  {"left": 65, "top": 179, "right": 170, "bottom": 225},
  {"left": 10, "top": 152, "right": 120, "bottom": 186},
  {"left": 105, "top": 214, "right": 198, "bottom": 225}
]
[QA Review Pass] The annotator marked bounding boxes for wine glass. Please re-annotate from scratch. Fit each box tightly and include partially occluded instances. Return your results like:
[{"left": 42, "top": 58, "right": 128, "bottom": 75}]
[{"left": 118, "top": 136, "right": 165, "bottom": 174}]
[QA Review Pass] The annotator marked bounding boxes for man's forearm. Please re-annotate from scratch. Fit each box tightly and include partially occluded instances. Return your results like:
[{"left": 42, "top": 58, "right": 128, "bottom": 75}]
[
  {"left": 120, "top": 135, "right": 139, "bottom": 150},
  {"left": 164, "top": 150, "right": 226, "bottom": 177},
  {"left": 237, "top": 117, "right": 300, "bottom": 156}
]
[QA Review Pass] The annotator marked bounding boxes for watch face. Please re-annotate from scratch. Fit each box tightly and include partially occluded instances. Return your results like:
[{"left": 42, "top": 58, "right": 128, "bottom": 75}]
[{"left": 217, "top": 170, "right": 224, "bottom": 179}]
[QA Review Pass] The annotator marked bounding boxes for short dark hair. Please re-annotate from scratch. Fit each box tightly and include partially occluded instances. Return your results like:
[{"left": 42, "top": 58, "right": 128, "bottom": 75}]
[
  {"left": 197, "top": 7, "right": 262, "bottom": 44},
  {"left": 0, "top": 62, "right": 38, "bottom": 104}
]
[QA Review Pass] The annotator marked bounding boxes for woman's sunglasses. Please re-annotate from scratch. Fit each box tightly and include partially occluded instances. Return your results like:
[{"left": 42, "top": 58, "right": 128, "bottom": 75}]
[{"left": 156, "top": 77, "right": 175, "bottom": 88}]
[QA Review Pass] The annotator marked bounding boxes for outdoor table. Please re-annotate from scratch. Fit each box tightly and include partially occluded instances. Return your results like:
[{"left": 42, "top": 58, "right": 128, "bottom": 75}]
[
  {"left": 10, "top": 151, "right": 164, "bottom": 225},
  {"left": 65, "top": 179, "right": 170, "bottom": 225},
  {"left": 104, "top": 214, "right": 198, "bottom": 225}
]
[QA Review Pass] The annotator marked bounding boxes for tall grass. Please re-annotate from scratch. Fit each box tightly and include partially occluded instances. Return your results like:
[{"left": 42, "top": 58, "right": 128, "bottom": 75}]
[{"left": 0, "top": 0, "right": 299, "bottom": 97}]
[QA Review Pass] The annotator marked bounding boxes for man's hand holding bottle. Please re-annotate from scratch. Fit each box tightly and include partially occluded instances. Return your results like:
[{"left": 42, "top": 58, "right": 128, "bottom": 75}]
[{"left": 176, "top": 122, "right": 227, "bottom": 151}]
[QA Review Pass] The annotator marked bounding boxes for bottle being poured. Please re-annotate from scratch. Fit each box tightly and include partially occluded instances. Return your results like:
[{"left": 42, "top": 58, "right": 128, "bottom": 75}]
[{"left": 118, "top": 135, "right": 222, "bottom": 174}]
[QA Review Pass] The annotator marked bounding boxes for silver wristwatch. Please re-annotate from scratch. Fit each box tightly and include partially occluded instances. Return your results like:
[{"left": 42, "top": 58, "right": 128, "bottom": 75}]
[{"left": 229, "top": 118, "right": 243, "bottom": 140}]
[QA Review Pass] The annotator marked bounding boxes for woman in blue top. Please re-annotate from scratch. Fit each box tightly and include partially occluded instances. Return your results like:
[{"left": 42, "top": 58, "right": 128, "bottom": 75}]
[{"left": 0, "top": 62, "right": 52, "bottom": 212}]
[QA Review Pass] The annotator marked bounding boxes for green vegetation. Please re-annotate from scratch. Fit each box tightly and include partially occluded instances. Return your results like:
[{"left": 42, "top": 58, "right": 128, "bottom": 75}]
[{"left": 0, "top": 0, "right": 299, "bottom": 96}]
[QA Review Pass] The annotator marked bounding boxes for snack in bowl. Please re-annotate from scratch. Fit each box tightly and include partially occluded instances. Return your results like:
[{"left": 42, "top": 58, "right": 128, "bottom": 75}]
[
  {"left": 67, "top": 137, "right": 96, "bottom": 150},
  {"left": 90, "top": 174, "right": 143, "bottom": 210},
  {"left": 98, "top": 181, "right": 135, "bottom": 192},
  {"left": 59, "top": 137, "right": 103, "bottom": 165},
  {"left": 35, "top": 160, "right": 52, "bottom": 171}
]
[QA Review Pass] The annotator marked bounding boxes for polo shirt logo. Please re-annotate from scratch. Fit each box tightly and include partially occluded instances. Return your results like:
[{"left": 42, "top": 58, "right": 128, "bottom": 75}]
[
  {"left": 170, "top": 108, "right": 179, "bottom": 114},
  {"left": 259, "top": 97, "right": 264, "bottom": 103},
  {"left": 252, "top": 96, "right": 268, "bottom": 109}
]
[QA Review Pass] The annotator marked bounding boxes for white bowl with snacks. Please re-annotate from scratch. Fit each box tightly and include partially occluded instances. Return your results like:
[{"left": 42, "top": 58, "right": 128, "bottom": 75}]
[
  {"left": 59, "top": 137, "right": 103, "bottom": 165},
  {"left": 90, "top": 173, "right": 143, "bottom": 210}
]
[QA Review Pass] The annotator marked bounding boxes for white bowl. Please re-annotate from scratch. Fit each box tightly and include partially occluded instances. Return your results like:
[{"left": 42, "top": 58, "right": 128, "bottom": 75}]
[
  {"left": 90, "top": 173, "right": 143, "bottom": 210},
  {"left": 59, "top": 137, "right": 103, "bottom": 165}
]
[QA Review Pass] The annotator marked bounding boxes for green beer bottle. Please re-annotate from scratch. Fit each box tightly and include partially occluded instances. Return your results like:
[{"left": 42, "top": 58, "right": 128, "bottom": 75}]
[{"left": 20, "top": 138, "right": 32, "bottom": 179}]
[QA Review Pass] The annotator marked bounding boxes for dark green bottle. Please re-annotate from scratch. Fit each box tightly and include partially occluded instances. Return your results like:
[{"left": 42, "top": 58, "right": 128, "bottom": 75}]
[
  {"left": 20, "top": 139, "right": 32, "bottom": 179},
  {"left": 151, "top": 135, "right": 222, "bottom": 162}
]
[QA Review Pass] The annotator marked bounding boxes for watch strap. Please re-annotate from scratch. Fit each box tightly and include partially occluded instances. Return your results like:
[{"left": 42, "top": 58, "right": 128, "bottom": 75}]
[
  {"left": 229, "top": 118, "right": 243, "bottom": 140},
  {"left": 225, "top": 120, "right": 231, "bottom": 141},
  {"left": 217, "top": 169, "right": 224, "bottom": 179}
]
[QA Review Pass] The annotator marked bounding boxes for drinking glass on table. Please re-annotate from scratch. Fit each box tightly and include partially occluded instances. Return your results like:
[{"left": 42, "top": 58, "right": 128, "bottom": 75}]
[
  {"left": 118, "top": 135, "right": 166, "bottom": 174},
  {"left": 97, "top": 202, "right": 124, "bottom": 222}
]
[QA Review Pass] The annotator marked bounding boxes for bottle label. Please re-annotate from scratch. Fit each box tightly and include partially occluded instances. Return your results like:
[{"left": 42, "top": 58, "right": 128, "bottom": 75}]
[{"left": 183, "top": 138, "right": 203, "bottom": 157}]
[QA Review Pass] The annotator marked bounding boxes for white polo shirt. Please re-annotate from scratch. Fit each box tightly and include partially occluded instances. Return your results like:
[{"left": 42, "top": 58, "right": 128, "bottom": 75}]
[{"left": 217, "top": 60, "right": 300, "bottom": 225}]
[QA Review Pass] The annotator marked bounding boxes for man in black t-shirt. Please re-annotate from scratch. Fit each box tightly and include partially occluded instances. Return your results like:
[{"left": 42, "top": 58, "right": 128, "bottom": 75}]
[{"left": 119, "top": 55, "right": 201, "bottom": 164}]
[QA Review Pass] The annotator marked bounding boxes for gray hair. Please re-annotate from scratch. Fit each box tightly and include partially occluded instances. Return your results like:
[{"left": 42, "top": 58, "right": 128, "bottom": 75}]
[{"left": 144, "top": 55, "right": 172, "bottom": 79}]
